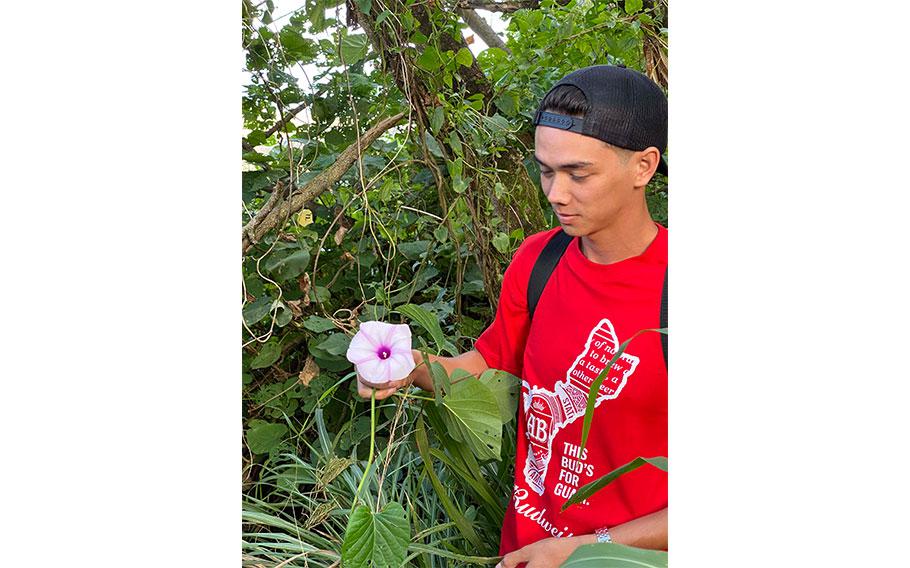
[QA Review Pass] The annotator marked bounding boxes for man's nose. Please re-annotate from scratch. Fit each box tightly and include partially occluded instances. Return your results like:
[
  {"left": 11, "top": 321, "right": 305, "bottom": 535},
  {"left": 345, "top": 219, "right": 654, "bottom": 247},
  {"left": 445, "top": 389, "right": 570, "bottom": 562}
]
[{"left": 545, "top": 174, "right": 571, "bottom": 205}]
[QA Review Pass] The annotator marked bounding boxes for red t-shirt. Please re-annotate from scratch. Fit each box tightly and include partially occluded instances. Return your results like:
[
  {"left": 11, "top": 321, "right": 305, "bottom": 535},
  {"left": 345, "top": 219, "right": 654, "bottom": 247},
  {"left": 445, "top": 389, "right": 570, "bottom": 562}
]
[{"left": 474, "top": 225, "right": 668, "bottom": 555}]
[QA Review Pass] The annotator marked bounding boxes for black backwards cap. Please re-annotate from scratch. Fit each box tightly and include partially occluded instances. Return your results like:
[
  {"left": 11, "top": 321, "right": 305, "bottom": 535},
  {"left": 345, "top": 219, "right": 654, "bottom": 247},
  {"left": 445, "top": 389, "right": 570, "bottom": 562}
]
[{"left": 533, "top": 65, "right": 668, "bottom": 176}]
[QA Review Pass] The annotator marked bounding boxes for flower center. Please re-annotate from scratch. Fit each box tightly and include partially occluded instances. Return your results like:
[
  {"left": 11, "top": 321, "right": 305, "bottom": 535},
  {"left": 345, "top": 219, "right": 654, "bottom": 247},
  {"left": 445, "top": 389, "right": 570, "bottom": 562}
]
[{"left": 377, "top": 346, "right": 391, "bottom": 360}]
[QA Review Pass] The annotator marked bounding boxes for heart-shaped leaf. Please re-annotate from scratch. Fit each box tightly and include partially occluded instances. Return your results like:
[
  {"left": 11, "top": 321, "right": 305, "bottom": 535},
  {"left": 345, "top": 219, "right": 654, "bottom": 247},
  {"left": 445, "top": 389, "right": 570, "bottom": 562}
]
[
  {"left": 479, "top": 369, "right": 521, "bottom": 423},
  {"left": 245, "top": 420, "right": 288, "bottom": 455},
  {"left": 341, "top": 502, "right": 410, "bottom": 568},
  {"left": 250, "top": 338, "right": 281, "bottom": 369},
  {"left": 440, "top": 377, "right": 503, "bottom": 461}
]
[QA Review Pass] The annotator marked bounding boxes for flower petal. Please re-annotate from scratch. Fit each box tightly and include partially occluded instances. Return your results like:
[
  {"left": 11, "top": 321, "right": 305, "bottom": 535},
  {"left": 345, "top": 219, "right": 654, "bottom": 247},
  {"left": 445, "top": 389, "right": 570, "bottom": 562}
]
[
  {"left": 347, "top": 321, "right": 388, "bottom": 364},
  {"left": 385, "top": 351, "right": 416, "bottom": 381},
  {"left": 387, "top": 324, "right": 413, "bottom": 354},
  {"left": 346, "top": 344, "right": 378, "bottom": 365},
  {"left": 356, "top": 321, "right": 387, "bottom": 349},
  {"left": 356, "top": 357, "right": 392, "bottom": 384}
]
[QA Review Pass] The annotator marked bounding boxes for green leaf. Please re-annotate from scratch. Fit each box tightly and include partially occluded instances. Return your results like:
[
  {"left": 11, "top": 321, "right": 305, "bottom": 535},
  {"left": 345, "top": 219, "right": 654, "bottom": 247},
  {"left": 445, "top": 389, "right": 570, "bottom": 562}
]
[
  {"left": 491, "top": 231, "right": 510, "bottom": 254},
  {"left": 308, "top": 0, "right": 327, "bottom": 32},
  {"left": 561, "top": 542, "right": 668, "bottom": 568},
  {"left": 451, "top": 176, "right": 469, "bottom": 194},
  {"left": 263, "top": 245, "right": 310, "bottom": 281},
  {"left": 433, "top": 225, "right": 449, "bottom": 242},
  {"left": 494, "top": 92, "right": 517, "bottom": 116},
  {"left": 427, "top": 360, "right": 452, "bottom": 405},
  {"left": 303, "top": 315, "right": 337, "bottom": 333},
  {"left": 422, "top": 131, "right": 444, "bottom": 158},
  {"left": 562, "top": 456, "right": 667, "bottom": 511},
  {"left": 398, "top": 304, "right": 448, "bottom": 355},
  {"left": 440, "top": 377, "right": 503, "bottom": 461},
  {"left": 398, "top": 240, "right": 431, "bottom": 260},
  {"left": 340, "top": 33, "right": 369, "bottom": 65},
  {"left": 246, "top": 420, "right": 288, "bottom": 454},
  {"left": 355, "top": 0, "right": 372, "bottom": 15},
  {"left": 278, "top": 27, "right": 316, "bottom": 61},
  {"left": 375, "top": 9, "right": 391, "bottom": 26},
  {"left": 243, "top": 296, "right": 272, "bottom": 326},
  {"left": 479, "top": 369, "right": 520, "bottom": 423},
  {"left": 414, "top": 416, "right": 485, "bottom": 550},
  {"left": 483, "top": 113, "right": 512, "bottom": 135},
  {"left": 624, "top": 0, "right": 644, "bottom": 14},
  {"left": 341, "top": 502, "right": 410, "bottom": 568},
  {"left": 315, "top": 332, "right": 351, "bottom": 357},
  {"left": 275, "top": 305, "right": 292, "bottom": 327},
  {"left": 455, "top": 47, "right": 474, "bottom": 67},
  {"left": 416, "top": 46, "right": 442, "bottom": 72},
  {"left": 448, "top": 131, "right": 463, "bottom": 158},
  {"left": 242, "top": 151, "right": 271, "bottom": 164},
  {"left": 242, "top": 170, "right": 285, "bottom": 204},
  {"left": 250, "top": 338, "right": 281, "bottom": 369},
  {"left": 430, "top": 105, "right": 445, "bottom": 135}
]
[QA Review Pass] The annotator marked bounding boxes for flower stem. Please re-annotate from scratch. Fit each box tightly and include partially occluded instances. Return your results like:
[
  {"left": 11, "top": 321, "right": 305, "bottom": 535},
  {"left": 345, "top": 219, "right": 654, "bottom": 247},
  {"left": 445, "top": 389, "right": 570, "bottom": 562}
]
[{"left": 354, "top": 389, "right": 376, "bottom": 507}]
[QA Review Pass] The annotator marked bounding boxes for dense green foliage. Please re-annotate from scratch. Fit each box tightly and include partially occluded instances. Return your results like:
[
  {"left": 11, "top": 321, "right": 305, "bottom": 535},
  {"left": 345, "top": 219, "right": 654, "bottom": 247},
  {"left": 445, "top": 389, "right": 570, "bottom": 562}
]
[{"left": 241, "top": 1, "right": 667, "bottom": 565}]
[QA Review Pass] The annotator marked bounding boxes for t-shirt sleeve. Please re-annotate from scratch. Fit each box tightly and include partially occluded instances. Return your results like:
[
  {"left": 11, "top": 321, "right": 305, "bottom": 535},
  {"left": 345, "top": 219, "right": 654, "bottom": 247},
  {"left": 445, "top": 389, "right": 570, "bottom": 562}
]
[{"left": 474, "top": 230, "right": 555, "bottom": 377}]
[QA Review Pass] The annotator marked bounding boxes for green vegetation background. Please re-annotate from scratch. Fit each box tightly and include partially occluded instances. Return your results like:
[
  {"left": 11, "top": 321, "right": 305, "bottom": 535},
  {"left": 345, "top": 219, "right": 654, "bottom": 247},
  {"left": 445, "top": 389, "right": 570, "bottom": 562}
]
[{"left": 241, "top": 1, "right": 667, "bottom": 565}]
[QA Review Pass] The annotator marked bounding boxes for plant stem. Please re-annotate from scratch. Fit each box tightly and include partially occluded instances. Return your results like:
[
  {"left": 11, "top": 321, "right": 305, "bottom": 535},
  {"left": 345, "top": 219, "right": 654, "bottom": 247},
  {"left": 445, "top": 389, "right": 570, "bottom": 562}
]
[
  {"left": 354, "top": 389, "right": 377, "bottom": 507},
  {"left": 394, "top": 392, "right": 436, "bottom": 402}
]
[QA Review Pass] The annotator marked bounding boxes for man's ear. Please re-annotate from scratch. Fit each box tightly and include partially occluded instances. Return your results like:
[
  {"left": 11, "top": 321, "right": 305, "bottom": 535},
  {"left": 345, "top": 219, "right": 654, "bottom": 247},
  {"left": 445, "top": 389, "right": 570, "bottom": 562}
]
[{"left": 633, "top": 146, "right": 661, "bottom": 188}]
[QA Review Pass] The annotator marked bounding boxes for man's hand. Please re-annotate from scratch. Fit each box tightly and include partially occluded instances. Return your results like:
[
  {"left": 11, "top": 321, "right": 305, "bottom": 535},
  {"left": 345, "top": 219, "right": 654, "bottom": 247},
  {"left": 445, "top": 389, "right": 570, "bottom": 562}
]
[
  {"left": 355, "top": 348, "right": 491, "bottom": 400},
  {"left": 355, "top": 349, "right": 424, "bottom": 400},
  {"left": 496, "top": 535, "right": 594, "bottom": 568},
  {"left": 355, "top": 373, "right": 413, "bottom": 400}
]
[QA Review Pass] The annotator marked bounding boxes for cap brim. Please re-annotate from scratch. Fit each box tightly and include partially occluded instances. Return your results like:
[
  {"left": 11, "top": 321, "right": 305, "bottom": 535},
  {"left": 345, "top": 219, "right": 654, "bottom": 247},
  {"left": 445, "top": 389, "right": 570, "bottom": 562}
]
[{"left": 657, "top": 156, "right": 668, "bottom": 176}]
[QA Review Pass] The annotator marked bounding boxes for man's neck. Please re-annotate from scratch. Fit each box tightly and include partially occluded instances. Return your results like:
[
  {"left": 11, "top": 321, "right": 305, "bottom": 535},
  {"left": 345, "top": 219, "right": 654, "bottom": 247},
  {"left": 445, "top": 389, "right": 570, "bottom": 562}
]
[{"left": 579, "top": 209, "right": 658, "bottom": 265}]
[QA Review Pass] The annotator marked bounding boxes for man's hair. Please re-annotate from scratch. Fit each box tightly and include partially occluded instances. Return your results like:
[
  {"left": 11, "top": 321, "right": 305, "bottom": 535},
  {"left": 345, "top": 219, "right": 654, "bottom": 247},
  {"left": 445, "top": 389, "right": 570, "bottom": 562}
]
[
  {"left": 539, "top": 84, "right": 589, "bottom": 118},
  {"left": 539, "top": 85, "right": 633, "bottom": 162}
]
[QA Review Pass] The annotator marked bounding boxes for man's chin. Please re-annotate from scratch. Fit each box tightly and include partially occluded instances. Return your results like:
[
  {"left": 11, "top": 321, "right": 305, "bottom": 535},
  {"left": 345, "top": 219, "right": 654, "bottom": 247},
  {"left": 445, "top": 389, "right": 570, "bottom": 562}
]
[{"left": 558, "top": 223, "right": 585, "bottom": 237}]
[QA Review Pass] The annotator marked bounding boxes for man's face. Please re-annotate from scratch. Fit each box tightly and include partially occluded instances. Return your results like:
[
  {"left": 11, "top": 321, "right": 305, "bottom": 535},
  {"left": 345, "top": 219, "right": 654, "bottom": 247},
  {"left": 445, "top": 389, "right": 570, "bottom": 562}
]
[{"left": 534, "top": 125, "right": 640, "bottom": 237}]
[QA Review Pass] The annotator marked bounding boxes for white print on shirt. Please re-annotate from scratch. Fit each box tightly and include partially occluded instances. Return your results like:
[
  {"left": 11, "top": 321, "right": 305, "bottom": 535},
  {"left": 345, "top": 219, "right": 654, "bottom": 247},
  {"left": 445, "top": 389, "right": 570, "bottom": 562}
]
[
  {"left": 521, "top": 318, "right": 639, "bottom": 497},
  {"left": 511, "top": 485, "right": 575, "bottom": 539}
]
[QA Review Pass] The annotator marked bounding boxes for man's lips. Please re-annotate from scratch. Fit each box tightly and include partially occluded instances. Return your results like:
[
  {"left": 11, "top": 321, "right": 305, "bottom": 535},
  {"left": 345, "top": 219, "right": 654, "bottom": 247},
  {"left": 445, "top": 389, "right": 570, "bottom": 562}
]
[{"left": 556, "top": 212, "right": 578, "bottom": 221}]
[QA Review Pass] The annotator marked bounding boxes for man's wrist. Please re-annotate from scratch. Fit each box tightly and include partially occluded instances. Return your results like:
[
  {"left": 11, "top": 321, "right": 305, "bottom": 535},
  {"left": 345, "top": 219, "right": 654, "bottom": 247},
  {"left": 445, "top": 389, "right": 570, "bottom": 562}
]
[
  {"left": 410, "top": 349, "right": 433, "bottom": 390},
  {"left": 595, "top": 526, "right": 613, "bottom": 543}
]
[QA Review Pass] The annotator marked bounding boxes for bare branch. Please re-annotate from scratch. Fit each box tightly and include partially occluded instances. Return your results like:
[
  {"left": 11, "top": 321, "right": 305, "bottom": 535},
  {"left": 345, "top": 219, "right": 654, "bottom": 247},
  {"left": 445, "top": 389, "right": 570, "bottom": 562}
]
[
  {"left": 241, "top": 112, "right": 407, "bottom": 253},
  {"left": 263, "top": 99, "right": 310, "bottom": 138},
  {"left": 458, "top": 8, "right": 510, "bottom": 54},
  {"left": 457, "top": 0, "right": 538, "bottom": 12}
]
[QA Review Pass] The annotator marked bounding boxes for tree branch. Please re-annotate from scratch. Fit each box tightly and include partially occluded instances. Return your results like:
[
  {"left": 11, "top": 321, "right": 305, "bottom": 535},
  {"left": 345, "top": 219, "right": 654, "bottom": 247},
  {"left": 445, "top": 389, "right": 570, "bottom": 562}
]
[
  {"left": 263, "top": 99, "right": 310, "bottom": 138},
  {"left": 241, "top": 112, "right": 407, "bottom": 253},
  {"left": 458, "top": 8, "right": 510, "bottom": 54},
  {"left": 456, "top": 0, "right": 538, "bottom": 12}
]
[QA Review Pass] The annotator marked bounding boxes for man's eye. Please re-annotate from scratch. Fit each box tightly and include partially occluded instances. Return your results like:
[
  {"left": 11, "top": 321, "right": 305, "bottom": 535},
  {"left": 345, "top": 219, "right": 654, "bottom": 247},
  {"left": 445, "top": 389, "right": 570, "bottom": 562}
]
[
  {"left": 541, "top": 170, "right": 554, "bottom": 178},
  {"left": 571, "top": 175, "right": 588, "bottom": 182}
]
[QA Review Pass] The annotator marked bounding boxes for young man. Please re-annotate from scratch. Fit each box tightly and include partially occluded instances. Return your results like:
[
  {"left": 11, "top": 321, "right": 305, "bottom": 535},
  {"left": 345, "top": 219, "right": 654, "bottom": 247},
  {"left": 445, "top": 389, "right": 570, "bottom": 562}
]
[{"left": 358, "top": 65, "right": 668, "bottom": 567}]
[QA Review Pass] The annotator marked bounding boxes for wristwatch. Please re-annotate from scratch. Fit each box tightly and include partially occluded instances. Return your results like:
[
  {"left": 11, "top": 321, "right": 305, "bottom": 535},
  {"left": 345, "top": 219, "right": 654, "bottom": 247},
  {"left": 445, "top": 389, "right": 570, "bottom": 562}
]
[{"left": 595, "top": 526, "right": 613, "bottom": 543}]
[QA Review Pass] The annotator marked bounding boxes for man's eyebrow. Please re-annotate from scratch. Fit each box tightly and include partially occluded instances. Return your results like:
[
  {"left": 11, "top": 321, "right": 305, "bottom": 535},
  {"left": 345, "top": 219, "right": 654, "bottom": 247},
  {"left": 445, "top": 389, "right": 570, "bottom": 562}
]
[{"left": 533, "top": 155, "right": 594, "bottom": 170}]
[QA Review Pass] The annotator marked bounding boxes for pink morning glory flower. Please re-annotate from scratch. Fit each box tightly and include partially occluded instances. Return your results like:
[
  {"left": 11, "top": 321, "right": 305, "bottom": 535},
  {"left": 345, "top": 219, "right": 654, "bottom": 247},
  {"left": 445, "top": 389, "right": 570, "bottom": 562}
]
[{"left": 346, "top": 321, "right": 416, "bottom": 384}]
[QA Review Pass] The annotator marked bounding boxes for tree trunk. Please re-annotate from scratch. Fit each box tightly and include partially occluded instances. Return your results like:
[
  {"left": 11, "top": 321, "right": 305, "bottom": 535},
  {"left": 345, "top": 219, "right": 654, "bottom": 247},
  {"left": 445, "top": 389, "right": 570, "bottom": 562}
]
[{"left": 349, "top": 0, "right": 548, "bottom": 306}]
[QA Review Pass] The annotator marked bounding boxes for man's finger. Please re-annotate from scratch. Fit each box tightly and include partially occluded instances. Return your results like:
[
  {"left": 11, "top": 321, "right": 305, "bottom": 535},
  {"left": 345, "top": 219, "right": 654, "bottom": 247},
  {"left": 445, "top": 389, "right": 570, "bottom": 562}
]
[
  {"left": 497, "top": 546, "right": 530, "bottom": 568},
  {"left": 359, "top": 377, "right": 409, "bottom": 390},
  {"left": 373, "top": 386, "right": 398, "bottom": 400},
  {"left": 356, "top": 381, "right": 399, "bottom": 401},
  {"left": 357, "top": 382, "right": 373, "bottom": 399}
]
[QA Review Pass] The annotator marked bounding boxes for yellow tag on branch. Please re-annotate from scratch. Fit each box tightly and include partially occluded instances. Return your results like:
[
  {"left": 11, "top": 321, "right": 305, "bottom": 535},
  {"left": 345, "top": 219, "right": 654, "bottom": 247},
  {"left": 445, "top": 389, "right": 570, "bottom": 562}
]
[{"left": 297, "top": 208, "right": 314, "bottom": 227}]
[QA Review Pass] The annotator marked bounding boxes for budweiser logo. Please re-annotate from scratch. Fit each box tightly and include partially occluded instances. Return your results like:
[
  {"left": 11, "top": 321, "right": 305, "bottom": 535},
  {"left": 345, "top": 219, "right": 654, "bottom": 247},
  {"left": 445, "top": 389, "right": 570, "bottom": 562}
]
[{"left": 521, "top": 318, "right": 639, "bottom": 496}]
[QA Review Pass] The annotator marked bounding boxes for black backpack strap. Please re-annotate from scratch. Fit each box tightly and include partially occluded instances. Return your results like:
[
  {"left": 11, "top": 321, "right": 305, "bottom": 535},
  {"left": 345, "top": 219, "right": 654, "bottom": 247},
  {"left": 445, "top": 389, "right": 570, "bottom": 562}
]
[
  {"left": 527, "top": 230, "right": 574, "bottom": 321},
  {"left": 660, "top": 266, "right": 668, "bottom": 367}
]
